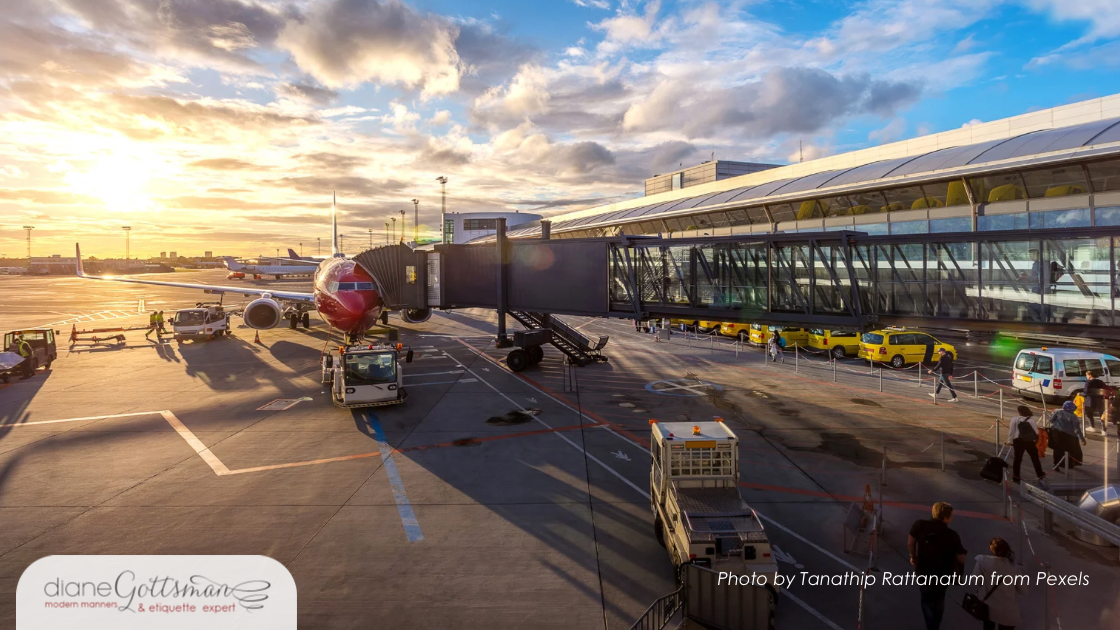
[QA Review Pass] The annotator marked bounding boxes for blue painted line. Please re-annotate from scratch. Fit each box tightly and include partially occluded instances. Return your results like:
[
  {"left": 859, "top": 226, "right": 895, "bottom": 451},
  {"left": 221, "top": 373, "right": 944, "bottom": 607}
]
[{"left": 364, "top": 412, "right": 424, "bottom": 543}]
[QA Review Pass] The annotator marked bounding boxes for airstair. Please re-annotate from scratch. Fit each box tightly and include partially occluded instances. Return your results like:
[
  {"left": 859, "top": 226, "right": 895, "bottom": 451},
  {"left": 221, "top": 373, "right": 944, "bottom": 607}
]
[{"left": 508, "top": 311, "right": 609, "bottom": 366}]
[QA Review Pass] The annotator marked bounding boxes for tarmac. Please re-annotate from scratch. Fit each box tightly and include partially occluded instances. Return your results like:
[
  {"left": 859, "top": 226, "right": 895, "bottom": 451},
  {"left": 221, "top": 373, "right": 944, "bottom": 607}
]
[{"left": 1, "top": 270, "right": 1118, "bottom": 629}]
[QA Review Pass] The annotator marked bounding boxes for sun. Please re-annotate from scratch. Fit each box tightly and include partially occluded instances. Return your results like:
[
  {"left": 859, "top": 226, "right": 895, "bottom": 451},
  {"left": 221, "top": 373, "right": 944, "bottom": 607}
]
[{"left": 65, "top": 152, "right": 156, "bottom": 214}]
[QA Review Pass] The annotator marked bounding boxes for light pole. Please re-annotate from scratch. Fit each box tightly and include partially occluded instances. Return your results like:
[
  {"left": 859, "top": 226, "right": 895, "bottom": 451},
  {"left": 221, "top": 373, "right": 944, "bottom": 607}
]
[
  {"left": 411, "top": 198, "right": 419, "bottom": 245},
  {"left": 275, "top": 248, "right": 279, "bottom": 262},
  {"left": 368, "top": 228, "right": 373, "bottom": 249},
  {"left": 317, "top": 237, "right": 321, "bottom": 256},
  {"left": 399, "top": 209, "right": 405, "bottom": 243},
  {"left": 122, "top": 226, "right": 131, "bottom": 260},
  {"left": 436, "top": 176, "right": 448, "bottom": 243},
  {"left": 23, "top": 225, "right": 33, "bottom": 268},
  {"left": 391, "top": 217, "right": 396, "bottom": 243},
  {"left": 300, "top": 243, "right": 303, "bottom": 257},
  {"left": 384, "top": 222, "right": 390, "bottom": 245}
]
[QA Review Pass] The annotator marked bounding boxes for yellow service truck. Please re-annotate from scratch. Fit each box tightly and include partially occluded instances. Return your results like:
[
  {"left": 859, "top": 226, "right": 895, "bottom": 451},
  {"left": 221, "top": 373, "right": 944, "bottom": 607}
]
[{"left": 650, "top": 420, "right": 779, "bottom": 584}]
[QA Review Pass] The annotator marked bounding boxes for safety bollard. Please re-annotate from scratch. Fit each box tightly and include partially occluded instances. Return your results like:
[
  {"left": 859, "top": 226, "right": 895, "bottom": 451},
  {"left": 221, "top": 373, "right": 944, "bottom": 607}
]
[
  {"left": 941, "top": 432, "right": 945, "bottom": 471},
  {"left": 974, "top": 371, "right": 978, "bottom": 398},
  {"left": 795, "top": 346, "right": 799, "bottom": 373},
  {"left": 879, "top": 364, "right": 883, "bottom": 392},
  {"left": 1044, "top": 562, "right": 1051, "bottom": 630},
  {"left": 710, "top": 334, "right": 713, "bottom": 351},
  {"left": 881, "top": 446, "right": 887, "bottom": 486},
  {"left": 916, "top": 363, "right": 921, "bottom": 388},
  {"left": 1017, "top": 504, "right": 1024, "bottom": 566},
  {"left": 833, "top": 355, "right": 837, "bottom": 382},
  {"left": 1002, "top": 468, "right": 1011, "bottom": 519}
]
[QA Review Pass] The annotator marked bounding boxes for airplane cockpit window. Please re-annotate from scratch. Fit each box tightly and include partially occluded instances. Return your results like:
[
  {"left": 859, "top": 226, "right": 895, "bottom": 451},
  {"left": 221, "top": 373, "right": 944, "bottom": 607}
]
[
  {"left": 335, "top": 282, "right": 375, "bottom": 291},
  {"left": 344, "top": 353, "right": 397, "bottom": 385}
]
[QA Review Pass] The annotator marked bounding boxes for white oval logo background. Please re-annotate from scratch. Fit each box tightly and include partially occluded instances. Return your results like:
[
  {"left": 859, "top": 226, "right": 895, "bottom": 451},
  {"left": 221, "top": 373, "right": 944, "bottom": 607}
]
[{"left": 17, "top": 555, "right": 296, "bottom": 629}]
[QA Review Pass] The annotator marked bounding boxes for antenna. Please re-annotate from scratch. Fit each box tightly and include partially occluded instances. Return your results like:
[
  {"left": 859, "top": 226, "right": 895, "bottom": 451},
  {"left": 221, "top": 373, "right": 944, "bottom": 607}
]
[{"left": 799, "top": 140, "right": 803, "bottom": 163}]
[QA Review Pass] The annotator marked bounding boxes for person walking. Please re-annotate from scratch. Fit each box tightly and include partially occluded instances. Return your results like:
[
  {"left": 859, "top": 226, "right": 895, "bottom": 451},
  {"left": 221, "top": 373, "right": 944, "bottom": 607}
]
[
  {"left": 1007, "top": 405, "right": 1045, "bottom": 483},
  {"left": 928, "top": 348, "right": 958, "bottom": 403},
  {"left": 768, "top": 334, "right": 784, "bottom": 363},
  {"left": 909, "top": 502, "right": 967, "bottom": 630},
  {"left": 145, "top": 311, "right": 158, "bottom": 339},
  {"left": 969, "top": 537, "right": 1025, "bottom": 630},
  {"left": 1049, "top": 400, "right": 1086, "bottom": 471},
  {"left": 1082, "top": 370, "right": 1109, "bottom": 434},
  {"left": 156, "top": 310, "right": 167, "bottom": 334},
  {"left": 15, "top": 336, "right": 34, "bottom": 380}
]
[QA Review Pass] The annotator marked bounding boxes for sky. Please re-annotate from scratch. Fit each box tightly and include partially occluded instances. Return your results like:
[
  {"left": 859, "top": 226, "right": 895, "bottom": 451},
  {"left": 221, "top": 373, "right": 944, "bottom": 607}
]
[{"left": 2, "top": 0, "right": 1120, "bottom": 259}]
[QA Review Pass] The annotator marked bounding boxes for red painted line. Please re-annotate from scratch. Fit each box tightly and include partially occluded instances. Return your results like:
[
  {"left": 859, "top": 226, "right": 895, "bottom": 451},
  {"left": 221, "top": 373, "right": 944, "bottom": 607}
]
[
  {"left": 517, "top": 371, "right": 653, "bottom": 448},
  {"left": 397, "top": 420, "right": 606, "bottom": 453},
  {"left": 738, "top": 481, "right": 1006, "bottom": 521}
]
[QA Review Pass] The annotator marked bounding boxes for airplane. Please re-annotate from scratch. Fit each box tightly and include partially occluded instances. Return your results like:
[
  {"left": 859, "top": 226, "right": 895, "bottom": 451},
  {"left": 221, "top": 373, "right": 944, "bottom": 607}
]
[
  {"left": 74, "top": 194, "right": 432, "bottom": 342},
  {"left": 220, "top": 256, "right": 319, "bottom": 280},
  {"left": 287, "top": 248, "right": 327, "bottom": 262}
]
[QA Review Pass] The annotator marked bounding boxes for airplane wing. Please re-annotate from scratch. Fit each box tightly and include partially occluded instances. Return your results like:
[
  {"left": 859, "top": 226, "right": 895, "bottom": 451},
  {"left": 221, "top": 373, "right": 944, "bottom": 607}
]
[{"left": 75, "top": 244, "right": 315, "bottom": 304}]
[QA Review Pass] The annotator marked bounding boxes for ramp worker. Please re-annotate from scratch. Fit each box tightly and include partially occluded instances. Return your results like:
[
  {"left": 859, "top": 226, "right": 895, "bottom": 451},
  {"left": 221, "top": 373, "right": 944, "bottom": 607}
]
[
  {"left": 16, "top": 335, "right": 33, "bottom": 380},
  {"left": 145, "top": 311, "right": 158, "bottom": 338},
  {"left": 156, "top": 310, "right": 166, "bottom": 334}
]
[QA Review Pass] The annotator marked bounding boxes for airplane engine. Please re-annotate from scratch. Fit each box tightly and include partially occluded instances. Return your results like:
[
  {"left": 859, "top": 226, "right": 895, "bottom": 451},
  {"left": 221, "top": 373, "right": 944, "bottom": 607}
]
[
  {"left": 244, "top": 297, "right": 283, "bottom": 329},
  {"left": 401, "top": 308, "right": 432, "bottom": 324}
]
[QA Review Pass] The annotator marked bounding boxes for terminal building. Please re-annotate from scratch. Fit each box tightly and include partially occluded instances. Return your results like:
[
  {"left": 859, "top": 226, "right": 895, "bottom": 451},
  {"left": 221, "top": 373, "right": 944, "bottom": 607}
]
[
  {"left": 443, "top": 211, "right": 541, "bottom": 245},
  {"left": 496, "top": 94, "right": 1120, "bottom": 241}
]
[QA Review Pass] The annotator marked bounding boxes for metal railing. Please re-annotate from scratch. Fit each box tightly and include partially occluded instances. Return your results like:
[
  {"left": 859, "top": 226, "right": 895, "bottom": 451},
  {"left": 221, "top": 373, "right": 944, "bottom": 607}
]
[
  {"left": 629, "top": 583, "right": 684, "bottom": 630},
  {"left": 1019, "top": 482, "right": 1120, "bottom": 561}
]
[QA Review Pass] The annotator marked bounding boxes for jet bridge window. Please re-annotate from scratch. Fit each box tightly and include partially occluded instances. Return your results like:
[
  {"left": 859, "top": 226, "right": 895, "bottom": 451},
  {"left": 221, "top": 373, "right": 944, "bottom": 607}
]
[
  {"left": 344, "top": 353, "right": 397, "bottom": 385},
  {"left": 336, "top": 282, "right": 375, "bottom": 291}
]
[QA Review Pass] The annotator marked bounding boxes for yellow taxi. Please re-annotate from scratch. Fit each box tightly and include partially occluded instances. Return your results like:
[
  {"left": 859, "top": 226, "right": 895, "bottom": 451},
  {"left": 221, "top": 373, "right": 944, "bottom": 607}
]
[
  {"left": 807, "top": 329, "right": 861, "bottom": 359},
  {"left": 747, "top": 324, "right": 810, "bottom": 348},
  {"left": 858, "top": 328, "right": 956, "bottom": 368},
  {"left": 669, "top": 317, "right": 700, "bottom": 331},
  {"left": 719, "top": 322, "right": 752, "bottom": 340},
  {"left": 697, "top": 320, "right": 723, "bottom": 333}
]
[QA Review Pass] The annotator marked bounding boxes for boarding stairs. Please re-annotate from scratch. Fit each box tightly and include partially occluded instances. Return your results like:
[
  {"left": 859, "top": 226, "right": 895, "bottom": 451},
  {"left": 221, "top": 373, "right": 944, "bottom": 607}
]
[{"left": 508, "top": 311, "right": 609, "bottom": 366}]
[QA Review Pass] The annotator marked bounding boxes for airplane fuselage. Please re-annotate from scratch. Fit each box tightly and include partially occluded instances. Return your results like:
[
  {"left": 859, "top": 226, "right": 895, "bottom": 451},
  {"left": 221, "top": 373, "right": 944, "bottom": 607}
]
[{"left": 313, "top": 257, "right": 382, "bottom": 335}]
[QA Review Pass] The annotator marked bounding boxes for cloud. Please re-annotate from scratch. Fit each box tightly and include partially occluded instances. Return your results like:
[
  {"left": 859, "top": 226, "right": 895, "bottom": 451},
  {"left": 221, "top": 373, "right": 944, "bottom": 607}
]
[
  {"left": 277, "top": 81, "right": 339, "bottom": 105},
  {"left": 623, "top": 67, "right": 922, "bottom": 139},
  {"left": 429, "top": 110, "right": 452, "bottom": 126},
  {"left": 868, "top": 117, "right": 907, "bottom": 144},
  {"left": 1023, "top": 0, "right": 1120, "bottom": 47},
  {"left": 187, "top": 158, "right": 261, "bottom": 170},
  {"left": 279, "top": 0, "right": 465, "bottom": 97},
  {"left": 0, "top": 165, "right": 29, "bottom": 179},
  {"left": 260, "top": 175, "right": 407, "bottom": 197},
  {"left": 0, "top": 188, "right": 99, "bottom": 205},
  {"left": 298, "top": 152, "right": 365, "bottom": 172},
  {"left": 594, "top": 1, "right": 668, "bottom": 53},
  {"left": 570, "top": 0, "right": 611, "bottom": 9}
]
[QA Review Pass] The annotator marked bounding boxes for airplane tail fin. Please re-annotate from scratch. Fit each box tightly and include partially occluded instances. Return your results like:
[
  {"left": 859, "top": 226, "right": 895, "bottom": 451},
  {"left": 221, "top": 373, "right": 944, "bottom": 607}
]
[
  {"left": 331, "top": 191, "right": 340, "bottom": 256},
  {"left": 287, "top": 248, "right": 301, "bottom": 260},
  {"left": 220, "top": 256, "right": 242, "bottom": 271},
  {"left": 75, "top": 243, "right": 85, "bottom": 277}
]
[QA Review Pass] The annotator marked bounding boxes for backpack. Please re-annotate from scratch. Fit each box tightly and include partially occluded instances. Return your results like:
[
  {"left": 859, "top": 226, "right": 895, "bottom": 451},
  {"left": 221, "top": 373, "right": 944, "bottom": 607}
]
[{"left": 1016, "top": 417, "right": 1038, "bottom": 443}]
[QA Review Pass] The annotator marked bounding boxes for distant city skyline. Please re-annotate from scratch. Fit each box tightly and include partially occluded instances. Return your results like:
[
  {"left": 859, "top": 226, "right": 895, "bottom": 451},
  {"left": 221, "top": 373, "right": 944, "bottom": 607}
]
[{"left": 2, "top": 0, "right": 1119, "bottom": 257}]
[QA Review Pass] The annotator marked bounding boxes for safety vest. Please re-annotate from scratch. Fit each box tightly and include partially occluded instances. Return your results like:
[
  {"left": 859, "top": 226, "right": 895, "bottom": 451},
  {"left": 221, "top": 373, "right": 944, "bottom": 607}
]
[
  {"left": 17, "top": 340, "right": 31, "bottom": 357},
  {"left": 149, "top": 313, "right": 158, "bottom": 325},
  {"left": 155, "top": 313, "right": 164, "bottom": 324}
]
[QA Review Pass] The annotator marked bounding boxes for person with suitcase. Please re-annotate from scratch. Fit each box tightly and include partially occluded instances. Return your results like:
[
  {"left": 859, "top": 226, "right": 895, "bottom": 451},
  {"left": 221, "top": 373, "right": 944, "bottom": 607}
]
[
  {"left": 1006, "top": 405, "right": 1045, "bottom": 484},
  {"left": 1049, "top": 401, "right": 1085, "bottom": 471}
]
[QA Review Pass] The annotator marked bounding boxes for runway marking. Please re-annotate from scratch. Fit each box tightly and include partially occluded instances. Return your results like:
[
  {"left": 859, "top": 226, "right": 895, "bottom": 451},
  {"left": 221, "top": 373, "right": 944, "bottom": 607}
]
[
  {"left": 404, "top": 370, "right": 465, "bottom": 378},
  {"left": 456, "top": 341, "right": 850, "bottom": 628},
  {"left": 364, "top": 412, "right": 424, "bottom": 543},
  {"left": 160, "top": 411, "right": 231, "bottom": 476},
  {"left": 0, "top": 411, "right": 161, "bottom": 427},
  {"left": 407, "top": 378, "right": 477, "bottom": 386},
  {"left": 781, "top": 590, "right": 846, "bottom": 630}
]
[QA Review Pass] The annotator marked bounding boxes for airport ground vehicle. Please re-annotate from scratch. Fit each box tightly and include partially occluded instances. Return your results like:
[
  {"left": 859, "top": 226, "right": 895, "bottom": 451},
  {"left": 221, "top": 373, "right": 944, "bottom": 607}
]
[
  {"left": 321, "top": 342, "right": 414, "bottom": 408},
  {"left": 858, "top": 328, "right": 955, "bottom": 368},
  {"left": 226, "top": 272, "right": 245, "bottom": 280},
  {"left": 808, "top": 329, "right": 861, "bottom": 359},
  {"left": 720, "top": 322, "right": 752, "bottom": 341},
  {"left": 1012, "top": 347, "right": 1120, "bottom": 403},
  {"left": 650, "top": 420, "right": 778, "bottom": 582},
  {"left": 1, "top": 329, "right": 57, "bottom": 382},
  {"left": 747, "top": 324, "right": 808, "bottom": 348},
  {"left": 172, "top": 304, "right": 232, "bottom": 342}
]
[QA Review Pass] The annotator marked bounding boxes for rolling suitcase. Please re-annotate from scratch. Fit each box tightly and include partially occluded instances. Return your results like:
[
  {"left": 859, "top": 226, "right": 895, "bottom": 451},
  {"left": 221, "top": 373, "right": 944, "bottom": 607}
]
[{"left": 979, "top": 445, "right": 1010, "bottom": 482}]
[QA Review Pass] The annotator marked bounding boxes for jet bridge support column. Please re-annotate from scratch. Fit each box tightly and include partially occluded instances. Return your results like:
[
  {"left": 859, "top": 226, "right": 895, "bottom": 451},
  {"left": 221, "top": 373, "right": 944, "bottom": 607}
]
[{"left": 495, "top": 218, "right": 513, "bottom": 348}]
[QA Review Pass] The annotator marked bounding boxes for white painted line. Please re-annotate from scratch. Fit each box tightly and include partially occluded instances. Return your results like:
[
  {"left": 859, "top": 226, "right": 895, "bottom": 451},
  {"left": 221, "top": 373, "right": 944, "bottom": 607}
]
[
  {"left": 453, "top": 343, "right": 650, "bottom": 499},
  {"left": 404, "top": 370, "right": 465, "bottom": 378},
  {"left": 408, "top": 379, "right": 477, "bottom": 386},
  {"left": 159, "top": 411, "right": 231, "bottom": 476},
  {"left": 0, "top": 411, "right": 163, "bottom": 427},
  {"left": 755, "top": 513, "right": 861, "bottom": 573},
  {"left": 781, "top": 589, "right": 846, "bottom": 630}
]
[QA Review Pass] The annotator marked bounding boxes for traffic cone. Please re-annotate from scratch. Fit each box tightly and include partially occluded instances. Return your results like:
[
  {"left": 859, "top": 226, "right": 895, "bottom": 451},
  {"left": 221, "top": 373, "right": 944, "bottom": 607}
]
[
  {"left": 253, "top": 330, "right": 262, "bottom": 345},
  {"left": 70, "top": 324, "right": 77, "bottom": 343},
  {"left": 859, "top": 483, "right": 875, "bottom": 530}
]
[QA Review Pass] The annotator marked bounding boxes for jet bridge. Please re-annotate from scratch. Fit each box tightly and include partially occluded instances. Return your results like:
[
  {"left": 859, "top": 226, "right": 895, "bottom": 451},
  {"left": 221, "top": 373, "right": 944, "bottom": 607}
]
[{"left": 352, "top": 223, "right": 1120, "bottom": 367}]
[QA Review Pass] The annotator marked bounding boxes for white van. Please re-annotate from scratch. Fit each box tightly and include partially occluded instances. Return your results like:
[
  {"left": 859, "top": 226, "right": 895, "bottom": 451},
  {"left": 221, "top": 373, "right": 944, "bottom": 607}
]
[{"left": 1011, "top": 347, "right": 1120, "bottom": 402}]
